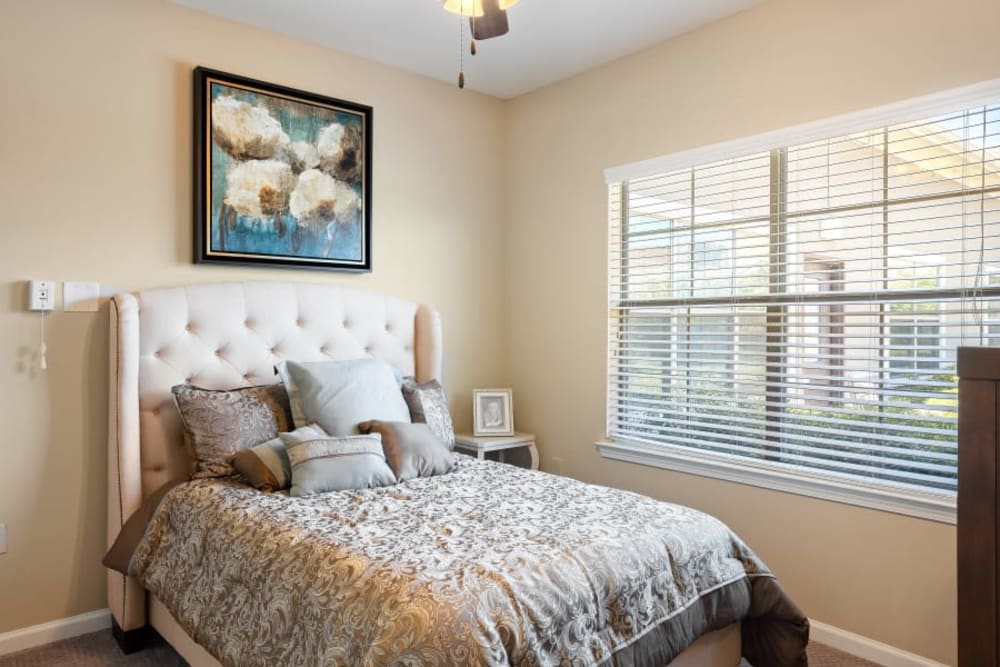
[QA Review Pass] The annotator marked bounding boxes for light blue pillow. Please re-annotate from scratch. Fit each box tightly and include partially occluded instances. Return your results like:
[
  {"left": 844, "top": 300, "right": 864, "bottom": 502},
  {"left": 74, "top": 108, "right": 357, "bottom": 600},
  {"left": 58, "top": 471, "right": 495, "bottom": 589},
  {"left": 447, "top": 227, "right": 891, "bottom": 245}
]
[
  {"left": 281, "top": 429, "right": 396, "bottom": 496},
  {"left": 276, "top": 359, "right": 411, "bottom": 436},
  {"left": 232, "top": 424, "right": 325, "bottom": 491}
]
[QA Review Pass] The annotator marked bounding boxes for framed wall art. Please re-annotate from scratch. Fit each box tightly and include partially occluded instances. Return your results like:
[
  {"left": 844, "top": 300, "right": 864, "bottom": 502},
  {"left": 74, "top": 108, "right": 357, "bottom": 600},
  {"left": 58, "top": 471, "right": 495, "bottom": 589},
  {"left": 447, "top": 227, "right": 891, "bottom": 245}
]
[
  {"left": 194, "top": 67, "right": 373, "bottom": 272},
  {"left": 473, "top": 389, "right": 514, "bottom": 436}
]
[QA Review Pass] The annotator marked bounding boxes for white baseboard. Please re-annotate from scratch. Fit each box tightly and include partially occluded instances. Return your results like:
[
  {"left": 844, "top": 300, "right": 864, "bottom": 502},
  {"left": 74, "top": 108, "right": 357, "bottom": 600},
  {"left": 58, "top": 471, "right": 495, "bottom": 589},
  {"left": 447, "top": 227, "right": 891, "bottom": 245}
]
[
  {"left": 0, "top": 608, "right": 111, "bottom": 656},
  {"left": 810, "top": 619, "right": 948, "bottom": 667}
]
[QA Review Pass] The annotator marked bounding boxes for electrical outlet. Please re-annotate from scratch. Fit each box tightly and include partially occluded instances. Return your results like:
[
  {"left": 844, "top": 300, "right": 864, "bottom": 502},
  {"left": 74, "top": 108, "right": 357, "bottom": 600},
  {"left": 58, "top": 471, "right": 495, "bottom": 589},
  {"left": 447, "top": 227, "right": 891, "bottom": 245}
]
[
  {"left": 0, "top": 523, "right": 6, "bottom": 555},
  {"left": 28, "top": 280, "right": 55, "bottom": 311},
  {"left": 550, "top": 457, "right": 565, "bottom": 475}
]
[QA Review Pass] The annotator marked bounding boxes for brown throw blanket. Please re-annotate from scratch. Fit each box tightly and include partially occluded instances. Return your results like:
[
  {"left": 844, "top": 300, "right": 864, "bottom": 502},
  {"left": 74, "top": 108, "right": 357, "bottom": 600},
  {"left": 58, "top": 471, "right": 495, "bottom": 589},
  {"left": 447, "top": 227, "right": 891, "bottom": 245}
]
[{"left": 113, "top": 456, "right": 808, "bottom": 666}]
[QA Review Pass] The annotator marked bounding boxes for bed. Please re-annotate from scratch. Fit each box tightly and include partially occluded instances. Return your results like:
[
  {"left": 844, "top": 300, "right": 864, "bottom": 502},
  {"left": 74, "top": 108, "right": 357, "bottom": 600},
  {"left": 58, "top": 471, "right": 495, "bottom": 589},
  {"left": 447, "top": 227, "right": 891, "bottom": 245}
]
[{"left": 106, "top": 280, "right": 807, "bottom": 666}]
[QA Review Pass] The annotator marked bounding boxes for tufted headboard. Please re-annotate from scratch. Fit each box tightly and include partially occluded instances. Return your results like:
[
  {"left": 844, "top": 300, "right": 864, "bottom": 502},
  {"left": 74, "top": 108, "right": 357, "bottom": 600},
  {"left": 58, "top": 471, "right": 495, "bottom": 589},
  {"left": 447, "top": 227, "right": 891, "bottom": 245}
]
[{"left": 107, "top": 281, "right": 442, "bottom": 632}]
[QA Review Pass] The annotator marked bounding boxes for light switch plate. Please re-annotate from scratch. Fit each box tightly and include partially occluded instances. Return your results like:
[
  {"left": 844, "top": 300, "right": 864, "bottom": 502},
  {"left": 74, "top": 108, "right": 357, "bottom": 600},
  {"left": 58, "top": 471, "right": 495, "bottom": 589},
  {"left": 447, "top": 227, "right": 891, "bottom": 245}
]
[
  {"left": 28, "top": 280, "right": 55, "bottom": 311},
  {"left": 64, "top": 281, "right": 100, "bottom": 312},
  {"left": 0, "top": 523, "right": 6, "bottom": 554}
]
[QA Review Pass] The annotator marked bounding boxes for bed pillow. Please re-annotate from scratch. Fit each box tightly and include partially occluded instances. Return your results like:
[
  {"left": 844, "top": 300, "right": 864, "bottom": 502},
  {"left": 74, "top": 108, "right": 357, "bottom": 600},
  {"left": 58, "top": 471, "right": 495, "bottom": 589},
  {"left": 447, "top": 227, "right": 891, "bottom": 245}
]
[
  {"left": 281, "top": 427, "right": 396, "bottom": 496},
  {"left": 231, "top": 423, "right": 324, "bottom": 492},
  {"left": 359, "top": 420, "right": 456, "bottom": 481},
  {"left": 172, "top": 383, "right": 293, "bottom": 479},
  {"left": 276, "top": 358, "right": 411, "bottom": 436},
  {"left": 401, "top": 378, "right": 456, "bottom": 449}
]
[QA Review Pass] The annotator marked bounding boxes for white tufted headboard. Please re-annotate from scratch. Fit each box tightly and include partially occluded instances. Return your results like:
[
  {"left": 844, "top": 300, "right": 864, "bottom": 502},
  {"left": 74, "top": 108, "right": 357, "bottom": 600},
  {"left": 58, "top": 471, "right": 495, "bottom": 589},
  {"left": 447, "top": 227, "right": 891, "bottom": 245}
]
[{"left": 107, "top": 281, "right": 442, "bottom": 633}]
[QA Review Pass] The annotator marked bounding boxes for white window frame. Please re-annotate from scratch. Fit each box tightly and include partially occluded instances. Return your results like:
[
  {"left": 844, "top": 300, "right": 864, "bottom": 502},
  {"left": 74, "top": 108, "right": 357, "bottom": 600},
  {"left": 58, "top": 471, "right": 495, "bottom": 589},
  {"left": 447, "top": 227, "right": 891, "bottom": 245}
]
[{"left": 598, "top": 77, "right": 1000, "bottom": 524}]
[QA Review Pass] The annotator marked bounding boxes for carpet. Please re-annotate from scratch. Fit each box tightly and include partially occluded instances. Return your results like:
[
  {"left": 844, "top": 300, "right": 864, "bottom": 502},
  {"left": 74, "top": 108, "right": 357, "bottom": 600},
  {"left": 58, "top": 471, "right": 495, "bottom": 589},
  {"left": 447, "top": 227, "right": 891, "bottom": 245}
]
[
  {"left": 0, "top": 631, "right": 186, "bottom": 667},
  {"left": 0, "top": 630, "right": 881, "bottom": 666}
]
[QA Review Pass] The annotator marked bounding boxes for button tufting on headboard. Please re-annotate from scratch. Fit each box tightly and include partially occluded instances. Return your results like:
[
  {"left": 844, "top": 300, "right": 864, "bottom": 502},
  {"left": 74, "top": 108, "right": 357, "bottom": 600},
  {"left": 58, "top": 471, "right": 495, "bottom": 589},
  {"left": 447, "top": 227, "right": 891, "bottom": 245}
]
[{"left": 115, "top": 281, "right": 442, "bottom": 499}]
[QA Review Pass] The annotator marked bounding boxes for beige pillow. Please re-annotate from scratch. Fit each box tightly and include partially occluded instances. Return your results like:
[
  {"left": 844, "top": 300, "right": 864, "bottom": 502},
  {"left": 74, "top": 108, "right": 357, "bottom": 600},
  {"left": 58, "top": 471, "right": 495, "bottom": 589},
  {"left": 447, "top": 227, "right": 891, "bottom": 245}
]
[
  {"left": 232, "top": 424, "right": 328, "bottom": 491},
  {"left": 359, "top": 420, "right": 456, "bottom": 481},
  {"left": 232, "top": 435, "right": 292, "bottom": 492},
  {"left": 172, "top": 384, "right": 293, "bottom": 479}
]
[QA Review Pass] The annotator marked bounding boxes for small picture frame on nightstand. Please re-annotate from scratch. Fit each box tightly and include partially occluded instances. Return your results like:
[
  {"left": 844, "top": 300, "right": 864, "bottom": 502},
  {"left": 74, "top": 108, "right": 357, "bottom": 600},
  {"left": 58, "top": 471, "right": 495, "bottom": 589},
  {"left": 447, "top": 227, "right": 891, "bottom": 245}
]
[{"left": 473, "top": 388, "right": 514, "bottom": 436}]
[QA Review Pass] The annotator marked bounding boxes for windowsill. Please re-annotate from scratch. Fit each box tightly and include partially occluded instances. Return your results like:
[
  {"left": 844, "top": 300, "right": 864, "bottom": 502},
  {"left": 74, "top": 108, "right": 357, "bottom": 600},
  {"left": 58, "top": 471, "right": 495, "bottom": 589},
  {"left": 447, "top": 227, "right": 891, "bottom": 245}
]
[{"left": 595, "top": 438, "right": 956, "bottom": 524}]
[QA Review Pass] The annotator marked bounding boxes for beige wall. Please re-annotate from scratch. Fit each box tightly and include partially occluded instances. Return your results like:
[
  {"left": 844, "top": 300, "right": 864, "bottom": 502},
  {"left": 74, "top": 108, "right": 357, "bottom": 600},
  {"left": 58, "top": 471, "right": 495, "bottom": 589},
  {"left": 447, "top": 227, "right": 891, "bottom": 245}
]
[
  {"left": 3, "top": 0, "right": 998, "bottom": 662},
  {"left": 504, "top": 0, "right": 1000, "bottom": 664},
  {"left": 0, "top": 0, "right": 507, "bottom": 633}
]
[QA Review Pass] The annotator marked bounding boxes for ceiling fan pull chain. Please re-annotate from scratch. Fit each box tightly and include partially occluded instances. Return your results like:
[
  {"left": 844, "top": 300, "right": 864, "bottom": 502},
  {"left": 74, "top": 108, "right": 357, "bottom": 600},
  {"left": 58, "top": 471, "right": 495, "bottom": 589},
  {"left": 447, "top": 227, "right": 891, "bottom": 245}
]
[{"left": 457, "top": 10, "right": 465, "bottom": 88}]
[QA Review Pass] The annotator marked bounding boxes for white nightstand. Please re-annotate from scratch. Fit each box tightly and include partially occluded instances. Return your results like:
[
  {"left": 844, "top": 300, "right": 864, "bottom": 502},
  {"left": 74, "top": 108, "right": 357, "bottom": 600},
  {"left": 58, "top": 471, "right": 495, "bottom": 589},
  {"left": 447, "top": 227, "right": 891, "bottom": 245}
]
[{"left": 454, "top": 432, "right": 538, "bottom": 470}]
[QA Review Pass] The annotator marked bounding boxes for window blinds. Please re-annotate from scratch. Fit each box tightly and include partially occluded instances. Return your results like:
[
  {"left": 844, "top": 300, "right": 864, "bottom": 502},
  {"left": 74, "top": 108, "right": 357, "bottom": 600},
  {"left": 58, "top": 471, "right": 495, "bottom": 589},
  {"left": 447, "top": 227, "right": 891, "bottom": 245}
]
[{"left": 608, "top": 105, "right": 1000, "bottom": 494}]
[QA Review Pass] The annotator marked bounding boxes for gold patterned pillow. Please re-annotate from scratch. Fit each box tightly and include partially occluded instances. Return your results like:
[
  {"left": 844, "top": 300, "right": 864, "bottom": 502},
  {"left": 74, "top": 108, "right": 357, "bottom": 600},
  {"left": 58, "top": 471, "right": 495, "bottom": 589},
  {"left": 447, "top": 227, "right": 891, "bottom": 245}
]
[
  {"left": 172, "top": 384, "right": 293, "bottom": 479},
  {"left": 401, "top": 378, "right": 455, "bottom": 449}
]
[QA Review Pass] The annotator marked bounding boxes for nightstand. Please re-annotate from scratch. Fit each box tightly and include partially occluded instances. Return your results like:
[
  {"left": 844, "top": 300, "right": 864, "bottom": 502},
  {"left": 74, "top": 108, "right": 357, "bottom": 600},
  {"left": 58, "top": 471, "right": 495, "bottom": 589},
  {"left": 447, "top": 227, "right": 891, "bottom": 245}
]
[{"left": 454, "top": 432, "right": 538, "bottom": 470}]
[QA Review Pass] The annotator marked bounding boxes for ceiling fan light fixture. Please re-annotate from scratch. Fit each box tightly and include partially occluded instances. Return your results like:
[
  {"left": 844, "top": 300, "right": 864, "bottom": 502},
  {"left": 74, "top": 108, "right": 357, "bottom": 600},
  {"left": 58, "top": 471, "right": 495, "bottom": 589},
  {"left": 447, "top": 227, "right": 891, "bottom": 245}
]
[
  {"left": 443, "top": 0, "right": 517, "bottom": 17},
  {"left": 442, "top": 0, "right": 484, "bottom": 17},
  {"left": 471, "top": 0, "right": 509, "bottom": 40},
  {"left": 446, "top": 0, "right": 522, "bottom": 90}
]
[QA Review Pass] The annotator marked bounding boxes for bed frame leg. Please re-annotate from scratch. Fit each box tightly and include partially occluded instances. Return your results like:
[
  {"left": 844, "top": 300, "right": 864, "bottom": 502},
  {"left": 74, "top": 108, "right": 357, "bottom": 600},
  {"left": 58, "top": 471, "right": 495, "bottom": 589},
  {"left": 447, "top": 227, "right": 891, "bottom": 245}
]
[{"left": 111, "top": 619, "right": 148, "bottom": 655}]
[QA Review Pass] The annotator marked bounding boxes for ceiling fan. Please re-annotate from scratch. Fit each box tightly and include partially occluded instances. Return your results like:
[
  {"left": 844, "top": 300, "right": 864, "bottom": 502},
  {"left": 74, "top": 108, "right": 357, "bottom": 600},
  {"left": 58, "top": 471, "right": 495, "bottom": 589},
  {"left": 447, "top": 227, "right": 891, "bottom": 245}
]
[{"left": 442, "top": 0, "right": 522, "bottom": 88}]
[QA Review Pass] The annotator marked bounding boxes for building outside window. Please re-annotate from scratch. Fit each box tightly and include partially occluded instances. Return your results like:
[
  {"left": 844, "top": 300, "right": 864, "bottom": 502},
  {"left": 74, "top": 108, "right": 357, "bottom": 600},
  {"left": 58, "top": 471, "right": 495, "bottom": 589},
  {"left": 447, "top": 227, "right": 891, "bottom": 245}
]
[{"left": 606, "top": 100, "right": 1000, "bottom": 517}]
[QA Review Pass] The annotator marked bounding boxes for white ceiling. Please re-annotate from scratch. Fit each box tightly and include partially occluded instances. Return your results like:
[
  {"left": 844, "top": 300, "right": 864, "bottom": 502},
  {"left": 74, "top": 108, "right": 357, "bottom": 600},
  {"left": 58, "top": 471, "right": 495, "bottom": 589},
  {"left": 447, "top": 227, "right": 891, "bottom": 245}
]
[{"left": 170, "top": 0, "right": 764, "bottom": 98}]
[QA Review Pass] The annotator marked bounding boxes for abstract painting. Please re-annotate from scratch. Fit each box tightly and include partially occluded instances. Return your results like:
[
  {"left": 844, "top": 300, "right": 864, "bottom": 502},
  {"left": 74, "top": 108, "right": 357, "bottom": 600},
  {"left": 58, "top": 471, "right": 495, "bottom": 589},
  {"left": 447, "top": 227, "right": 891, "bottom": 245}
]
[{"left": 194, "top": 67, "right": 372, "bottom": 271}]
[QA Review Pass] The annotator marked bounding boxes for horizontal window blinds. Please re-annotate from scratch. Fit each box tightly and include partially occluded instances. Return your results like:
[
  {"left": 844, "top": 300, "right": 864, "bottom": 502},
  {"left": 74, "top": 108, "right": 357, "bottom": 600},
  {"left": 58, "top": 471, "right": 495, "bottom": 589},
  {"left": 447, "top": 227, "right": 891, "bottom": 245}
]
[{"left": 608, "top": 106, "right": 1000, "bottom": 494}]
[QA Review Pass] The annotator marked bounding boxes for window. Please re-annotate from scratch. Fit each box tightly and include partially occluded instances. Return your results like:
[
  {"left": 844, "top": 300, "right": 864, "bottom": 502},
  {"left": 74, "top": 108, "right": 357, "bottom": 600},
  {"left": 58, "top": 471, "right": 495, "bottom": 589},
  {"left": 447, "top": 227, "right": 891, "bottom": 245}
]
[{"left": 605, "top": 95, "right": 1000, "bottom": 518}]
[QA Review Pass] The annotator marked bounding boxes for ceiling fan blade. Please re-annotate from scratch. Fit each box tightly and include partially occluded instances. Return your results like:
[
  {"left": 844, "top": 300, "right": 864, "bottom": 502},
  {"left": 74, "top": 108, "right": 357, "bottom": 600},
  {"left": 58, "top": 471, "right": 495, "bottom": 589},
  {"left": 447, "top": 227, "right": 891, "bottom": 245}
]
[{"left": 470, "top": 0, "right": 509, "bottom": 39}]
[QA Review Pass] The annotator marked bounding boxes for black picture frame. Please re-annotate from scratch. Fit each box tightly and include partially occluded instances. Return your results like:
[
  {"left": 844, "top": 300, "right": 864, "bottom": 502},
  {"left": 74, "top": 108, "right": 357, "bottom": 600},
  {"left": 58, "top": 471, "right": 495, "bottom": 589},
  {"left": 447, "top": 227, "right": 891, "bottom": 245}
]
[{"left": 194, "top": 67, "right": 373, "bottom": 272}]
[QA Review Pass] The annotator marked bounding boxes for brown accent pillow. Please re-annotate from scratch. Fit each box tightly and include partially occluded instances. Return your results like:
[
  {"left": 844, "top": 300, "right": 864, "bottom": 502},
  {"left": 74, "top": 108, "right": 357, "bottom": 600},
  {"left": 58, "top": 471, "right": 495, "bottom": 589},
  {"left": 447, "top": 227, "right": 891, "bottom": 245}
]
[
  {"left": 233, "top": 424, "right": 326, "bottom": 492},
  {"left": 359, "top": 420, "right": 455, "bottom": 481},
  {"left": 232, "top": 435, "right": 291, "bottom": 492},
  {"left": 401, "top": 378, "right": 455, "bottom": 449},
  {"left": 172, "top": 384, "right": 293, "bottom": 479}
]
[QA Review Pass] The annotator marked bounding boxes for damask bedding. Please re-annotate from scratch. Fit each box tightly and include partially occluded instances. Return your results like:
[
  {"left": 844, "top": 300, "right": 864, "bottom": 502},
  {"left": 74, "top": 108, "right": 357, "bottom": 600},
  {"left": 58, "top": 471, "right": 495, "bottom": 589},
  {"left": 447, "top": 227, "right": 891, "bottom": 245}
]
[{"left": 127, "top": 456, "right": 808, "bottom": 666}]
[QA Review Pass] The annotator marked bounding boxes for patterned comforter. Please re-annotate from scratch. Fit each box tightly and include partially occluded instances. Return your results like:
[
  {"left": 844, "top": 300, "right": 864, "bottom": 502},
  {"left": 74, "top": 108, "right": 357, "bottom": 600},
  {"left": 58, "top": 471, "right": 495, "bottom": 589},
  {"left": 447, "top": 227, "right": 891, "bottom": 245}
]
[{"left": 129, "top": 456, "right": 808, "bottom": 666}]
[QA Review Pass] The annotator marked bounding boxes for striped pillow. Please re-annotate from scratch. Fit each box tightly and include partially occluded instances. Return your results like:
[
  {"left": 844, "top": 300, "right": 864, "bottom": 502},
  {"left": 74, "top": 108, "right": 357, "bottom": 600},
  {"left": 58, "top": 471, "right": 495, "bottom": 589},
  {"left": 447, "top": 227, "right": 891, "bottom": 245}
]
[
  {"left": 281, "top": 428, "right": 396, "bottom": 496},
  {"left": 232, "top": 423, "right": 325, "bottom": 491}
]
